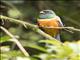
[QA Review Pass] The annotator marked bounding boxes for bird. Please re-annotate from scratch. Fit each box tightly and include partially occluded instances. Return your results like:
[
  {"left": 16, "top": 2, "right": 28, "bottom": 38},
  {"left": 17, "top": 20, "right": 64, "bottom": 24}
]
[{"left": 37, "top": 10, "right": 63, "bottom": 40}]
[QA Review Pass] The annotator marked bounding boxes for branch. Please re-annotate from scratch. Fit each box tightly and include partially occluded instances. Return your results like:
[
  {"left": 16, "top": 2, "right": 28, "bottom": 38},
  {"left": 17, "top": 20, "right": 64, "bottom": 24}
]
[
  {"left": 40, "top": 27, "right": 80, "bottom": 32},
  {"left": 0, "top": 15, "right": 58, "bottom": 40},
  {"left": 0, "top": 15, "right": 80, "bottom": 42},
  {"left": 1, "top": 15, "right": 80, "bottom": 32},
  {"left": 0, "top": 26, "right": 29, "bottom": 57}
]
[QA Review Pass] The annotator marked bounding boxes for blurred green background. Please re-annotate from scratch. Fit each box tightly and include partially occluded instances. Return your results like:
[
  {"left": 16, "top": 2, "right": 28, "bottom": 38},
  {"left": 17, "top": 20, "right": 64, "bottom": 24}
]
[{"left": 1, "top": 0, "right": 80, "bottom": 44}]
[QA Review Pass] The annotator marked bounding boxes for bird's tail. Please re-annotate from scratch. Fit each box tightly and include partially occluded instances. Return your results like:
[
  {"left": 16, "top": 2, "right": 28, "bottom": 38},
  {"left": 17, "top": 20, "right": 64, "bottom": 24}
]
[{"left": 54, "top": 34, "right": 61, "bottom": 41}]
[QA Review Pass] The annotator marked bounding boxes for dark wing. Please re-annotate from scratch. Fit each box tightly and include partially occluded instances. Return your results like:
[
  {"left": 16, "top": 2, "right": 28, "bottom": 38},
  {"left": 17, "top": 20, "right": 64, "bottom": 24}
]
[{"left": 55, "top": 16, "right": 63, "bottom": 40}]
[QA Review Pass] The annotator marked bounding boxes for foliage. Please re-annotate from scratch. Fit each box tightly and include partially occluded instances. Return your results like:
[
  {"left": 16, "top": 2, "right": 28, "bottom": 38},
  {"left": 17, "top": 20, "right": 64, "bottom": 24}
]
[
  {"left": 0, "top": 36, "right": 10, "bottom": 43},
  {"left": 1, "top": 35, "right": 80, "bottom": 60}
]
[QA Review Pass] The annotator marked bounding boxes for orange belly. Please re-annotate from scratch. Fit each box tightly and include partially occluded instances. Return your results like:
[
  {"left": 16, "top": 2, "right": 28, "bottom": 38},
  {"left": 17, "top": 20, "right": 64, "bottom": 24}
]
[{"left": 38, "top": 19, "right": 60, "bottom": 37}]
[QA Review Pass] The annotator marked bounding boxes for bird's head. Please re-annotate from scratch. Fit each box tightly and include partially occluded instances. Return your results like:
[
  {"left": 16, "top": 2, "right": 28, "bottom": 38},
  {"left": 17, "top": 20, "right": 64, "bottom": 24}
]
[{"left": 39, "top": 10, "right": 57, "bottom": 19}]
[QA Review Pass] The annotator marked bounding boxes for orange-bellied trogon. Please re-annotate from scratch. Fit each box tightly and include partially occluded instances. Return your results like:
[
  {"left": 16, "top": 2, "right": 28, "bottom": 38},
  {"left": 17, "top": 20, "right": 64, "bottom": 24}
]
[{"left": 37, "top": 10, "right": 63, "bottom": 40}]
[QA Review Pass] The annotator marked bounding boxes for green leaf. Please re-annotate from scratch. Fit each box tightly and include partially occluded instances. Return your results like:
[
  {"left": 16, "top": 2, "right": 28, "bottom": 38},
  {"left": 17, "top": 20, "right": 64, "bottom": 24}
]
[
  {"left": 27, "top": 44, "right": 47, "bottom": 53},
  {"left": 56, "top": 45, "right": 73, "bottom": 58},
  {"left": 39, "top": 40, "right": 62, "bottom": 46},
  {"left": 0, "top": 36, "right": 11, "bottom": 43},
  {"left": 39, "top": 40, "right": 73, "bottom": 58},
  {"left": 69, "top": 54, "right": 80, "bottom": 60}
]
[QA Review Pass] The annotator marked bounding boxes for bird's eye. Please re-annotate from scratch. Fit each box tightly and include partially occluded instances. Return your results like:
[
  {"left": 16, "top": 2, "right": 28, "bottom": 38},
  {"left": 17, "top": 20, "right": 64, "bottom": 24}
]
[
  {"left": 44, "top": 11, "right": 48, "bottom": 13},
  {"left": 44, "top": 11, "right": 52, "bottom": 14}
]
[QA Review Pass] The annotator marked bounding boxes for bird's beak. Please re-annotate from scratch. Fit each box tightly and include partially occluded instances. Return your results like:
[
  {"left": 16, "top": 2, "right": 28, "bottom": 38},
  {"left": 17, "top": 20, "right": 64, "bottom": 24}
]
[{"left": 40, "top": 11, "right": 44, "bottom": 14}]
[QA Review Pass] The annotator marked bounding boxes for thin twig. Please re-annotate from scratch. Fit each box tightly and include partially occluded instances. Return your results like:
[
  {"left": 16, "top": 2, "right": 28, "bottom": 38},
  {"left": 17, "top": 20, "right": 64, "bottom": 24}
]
[
  {"left": 0, "top": 15, "right": 58, "bottom": 40},
  {"left": 0, "top": 15, "right": 80, "bottom": 32},
  {"left": 0, "top": 26, "right": 29, "bottom": 57},
  {"left": 39, "top": 27, "right": 80, "bottom": 32},
  {"left": 0, "top": 15, "right": 80, "bottom": 41},
  {"left": 0, "top": 15, "right": 80, "bottom": 42}
]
